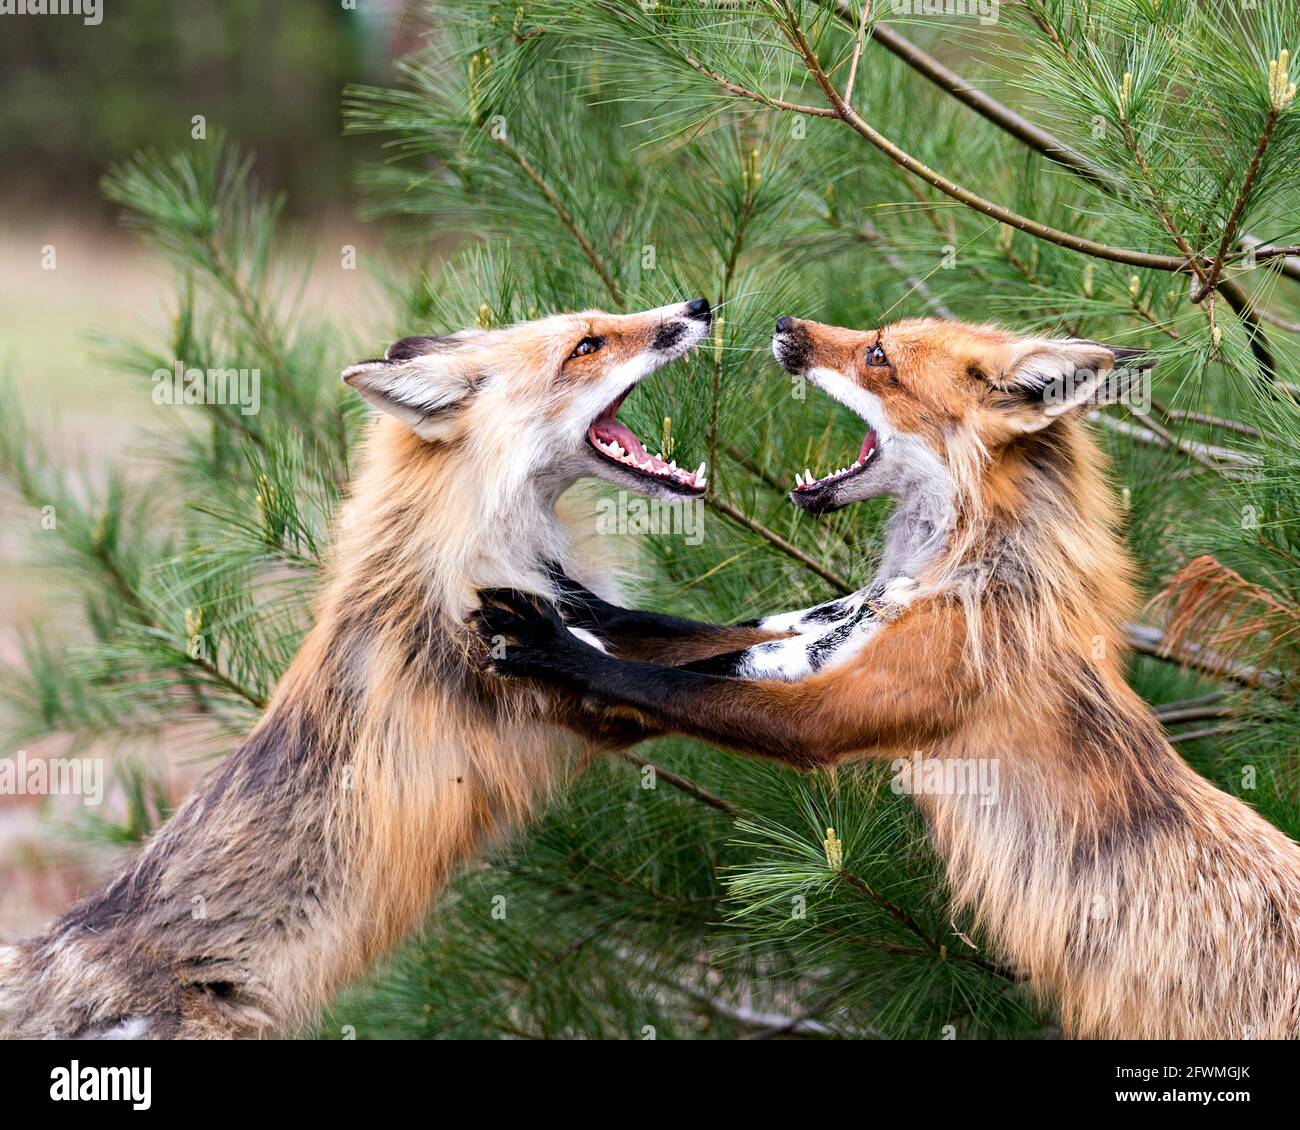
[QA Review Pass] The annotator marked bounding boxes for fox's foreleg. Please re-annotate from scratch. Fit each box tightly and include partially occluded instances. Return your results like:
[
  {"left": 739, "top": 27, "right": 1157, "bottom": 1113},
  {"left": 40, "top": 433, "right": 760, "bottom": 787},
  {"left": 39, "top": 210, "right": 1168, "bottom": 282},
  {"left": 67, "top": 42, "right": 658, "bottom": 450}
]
[
  {"left": 476, "top": 590, "right": 972, "bottom": 768},
  {"left": 544, "top": 563, "right": 787, "bottom": 665},
  {"left": 679, "top": 579, "right": 920, "bottom": 680}
]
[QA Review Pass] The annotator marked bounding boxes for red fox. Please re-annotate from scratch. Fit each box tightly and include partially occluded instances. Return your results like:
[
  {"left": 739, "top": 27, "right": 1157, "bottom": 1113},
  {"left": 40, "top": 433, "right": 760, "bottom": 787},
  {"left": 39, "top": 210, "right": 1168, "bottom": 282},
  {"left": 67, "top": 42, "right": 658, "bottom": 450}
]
[
  {"left": 477, "top": 315, "right": 1300, "bottom": 1040},
  {"left": 0, "top": 297, "right": 779, "bottom": 1039}
]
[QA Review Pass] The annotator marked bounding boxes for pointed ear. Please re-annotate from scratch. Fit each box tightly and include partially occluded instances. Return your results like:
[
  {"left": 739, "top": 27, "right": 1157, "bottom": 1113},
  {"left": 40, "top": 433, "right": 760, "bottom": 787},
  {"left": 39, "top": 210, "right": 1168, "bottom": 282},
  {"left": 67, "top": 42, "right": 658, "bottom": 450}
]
[
  {"left": 994, "top": 338, "right": 1156, "bottom": 432},
  {"left": 342, "top": 334, "right": 484, "bottom": 441}
]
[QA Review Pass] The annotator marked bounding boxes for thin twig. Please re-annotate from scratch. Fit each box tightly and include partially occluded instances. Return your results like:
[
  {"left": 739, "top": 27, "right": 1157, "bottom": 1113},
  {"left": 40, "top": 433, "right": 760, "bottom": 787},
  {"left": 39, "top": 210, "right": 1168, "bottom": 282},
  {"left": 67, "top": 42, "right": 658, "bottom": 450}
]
[
  {"left": 1194, "top": 109, "right": 1281, "bottom": 302},
  {"left": 1156, "top": 705, "right": 1233, "bottom": 725},
  {"left": 614, "top": 749, "right": 741, "bottom": 817},
  {"left": 678, "top": 49, "right": 836, "bottom": 118},
  {"left": 1163, "top": 410, "right": 1262, "bottom": 440},
  {"left": 1153, "top": 691, "right": 1230, "bottom": 716},
  {"left": 1168, "top": 724, "right": 1243, "bottom": 745},
  {"left": 1119, "top": 122, "right": 1212, "bottom": 293},
  {"left": 1124, "top": 623, "right": 1280, "bottom": 690},
  {"left": 491, "top": 133, "right": 625, "bottom": 307},
  {"left": 842, "top": 1, "right": 870, "bottom": 107},
  {"left": 707, "top": 495, "right": 854, "bottom": 594}
]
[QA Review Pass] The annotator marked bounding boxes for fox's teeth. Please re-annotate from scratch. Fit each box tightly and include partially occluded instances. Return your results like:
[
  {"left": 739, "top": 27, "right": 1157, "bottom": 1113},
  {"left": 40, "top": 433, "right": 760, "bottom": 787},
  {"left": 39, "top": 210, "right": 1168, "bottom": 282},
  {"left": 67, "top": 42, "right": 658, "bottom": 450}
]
[
  {"left": 805, "top": 468, "right": 813, "bottom": 483},
  {"left": 696, "top": 462, "right": 707, "bottom": 481},
  {"left": 795, "top": 472, "right": 804, "bottom": 487}
]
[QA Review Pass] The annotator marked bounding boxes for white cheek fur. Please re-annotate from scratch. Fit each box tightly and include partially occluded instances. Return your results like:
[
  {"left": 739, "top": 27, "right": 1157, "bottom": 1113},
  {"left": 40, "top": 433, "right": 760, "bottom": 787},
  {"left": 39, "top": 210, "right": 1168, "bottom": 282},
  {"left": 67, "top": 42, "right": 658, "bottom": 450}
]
[{"left": 806, "top": 368, "right": 898, "bottom": 448}]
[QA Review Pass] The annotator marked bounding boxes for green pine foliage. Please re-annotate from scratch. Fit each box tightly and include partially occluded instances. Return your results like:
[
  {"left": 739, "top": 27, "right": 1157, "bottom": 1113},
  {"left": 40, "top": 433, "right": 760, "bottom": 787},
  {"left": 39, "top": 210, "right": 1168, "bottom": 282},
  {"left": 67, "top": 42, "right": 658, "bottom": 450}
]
[{"left": 4, "top": 1, "right": 1298, "bottom": 1038}]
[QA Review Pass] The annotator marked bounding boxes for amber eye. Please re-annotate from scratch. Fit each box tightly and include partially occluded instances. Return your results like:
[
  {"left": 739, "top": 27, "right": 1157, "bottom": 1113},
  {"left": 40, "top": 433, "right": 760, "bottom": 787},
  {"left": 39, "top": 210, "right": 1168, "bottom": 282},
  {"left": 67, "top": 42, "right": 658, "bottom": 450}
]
[
  {"left": 866, "top": 342, "right": 889, "bottom": 367},
  {"left": 569, "top": 336, "right": 604, "bottom": 359}
]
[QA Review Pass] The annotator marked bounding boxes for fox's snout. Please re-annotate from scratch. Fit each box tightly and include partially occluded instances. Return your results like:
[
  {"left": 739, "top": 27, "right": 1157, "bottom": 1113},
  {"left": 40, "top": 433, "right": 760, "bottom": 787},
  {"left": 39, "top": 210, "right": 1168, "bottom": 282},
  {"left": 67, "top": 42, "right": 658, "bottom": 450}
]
[
  {"left": 652, "top": 297, "right": 711, "bottom": 352},
  {"left": 772, "top": 315, "right": 812, "bottom": 375}
]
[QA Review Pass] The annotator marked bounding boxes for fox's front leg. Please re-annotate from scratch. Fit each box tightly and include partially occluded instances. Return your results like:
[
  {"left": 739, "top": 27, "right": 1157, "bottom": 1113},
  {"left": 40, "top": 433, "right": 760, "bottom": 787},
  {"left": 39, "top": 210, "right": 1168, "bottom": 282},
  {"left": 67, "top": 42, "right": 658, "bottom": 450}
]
[
  {"left": 682, "top": 579, "right": 919, "bottom": 679},
  {"left": 476, "top": 590, "right": 974, "bottom": 768},
  {"left": 543, "top": 564, "right": 787, "bottom": 665}
]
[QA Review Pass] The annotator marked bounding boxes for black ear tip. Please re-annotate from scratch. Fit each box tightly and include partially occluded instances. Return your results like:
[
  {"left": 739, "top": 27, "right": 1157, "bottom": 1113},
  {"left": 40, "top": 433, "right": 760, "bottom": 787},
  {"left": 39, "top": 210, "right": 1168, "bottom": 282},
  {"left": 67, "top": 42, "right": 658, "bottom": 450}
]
[
  {"left": 385, "top": 335, "right": 455, "bottom": 361},
  {"left": 1108, "top": 346, "right": 1157, "bottom": 368}
]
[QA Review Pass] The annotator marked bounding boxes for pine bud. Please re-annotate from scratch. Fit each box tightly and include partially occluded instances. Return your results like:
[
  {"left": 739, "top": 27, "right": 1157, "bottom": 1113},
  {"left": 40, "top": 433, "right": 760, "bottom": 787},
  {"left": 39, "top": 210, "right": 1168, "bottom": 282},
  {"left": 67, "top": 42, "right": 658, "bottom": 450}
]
[
  {"left": 1268, "top": 51, "right": 1296, "bottom": 111},
  {"left": 256, "top": 473, "right": 275, "bottom": 519},
  {"left": 823, "top": 827, "right": 844, "bottom": 870}
]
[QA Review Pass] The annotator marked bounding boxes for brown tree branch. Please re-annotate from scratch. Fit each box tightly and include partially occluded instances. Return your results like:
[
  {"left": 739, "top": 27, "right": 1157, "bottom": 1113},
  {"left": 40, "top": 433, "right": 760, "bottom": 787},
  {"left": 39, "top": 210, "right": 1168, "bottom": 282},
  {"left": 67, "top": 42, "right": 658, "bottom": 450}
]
[
  {"left": 839, "top": 7, "right": 1300, "bottom": 289},
  {"left": 776, "top": 7, "right": 1194, "bottom": 273}
]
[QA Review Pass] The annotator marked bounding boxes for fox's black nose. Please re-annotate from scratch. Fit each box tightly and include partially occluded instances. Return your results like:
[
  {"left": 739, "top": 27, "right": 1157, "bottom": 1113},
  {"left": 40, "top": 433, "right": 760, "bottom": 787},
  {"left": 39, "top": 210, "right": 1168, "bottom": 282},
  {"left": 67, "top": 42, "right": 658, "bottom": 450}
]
[
  {"left": 775, "top": 316, "right": 794, "bottom": 334},
  {"left": 685, "top": 297, "right": 711, "bottom": 322}
]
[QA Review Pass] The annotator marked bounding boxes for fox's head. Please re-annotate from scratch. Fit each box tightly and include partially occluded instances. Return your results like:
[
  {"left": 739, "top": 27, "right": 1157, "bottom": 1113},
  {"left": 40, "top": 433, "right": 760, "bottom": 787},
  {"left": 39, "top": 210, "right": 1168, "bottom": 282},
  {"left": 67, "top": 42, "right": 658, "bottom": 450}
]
[
  {"left": 343, "top": 298, "right": 712, "bottom": 500},
  {"left": 772, "top": 315, "right": 1151, "bottom": 514}
]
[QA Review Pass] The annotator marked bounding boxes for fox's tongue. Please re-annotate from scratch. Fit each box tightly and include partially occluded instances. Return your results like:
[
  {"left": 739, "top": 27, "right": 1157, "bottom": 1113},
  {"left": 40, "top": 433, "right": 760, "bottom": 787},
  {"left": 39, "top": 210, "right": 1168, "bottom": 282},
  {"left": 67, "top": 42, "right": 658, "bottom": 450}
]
[
  {"left": 589, "top": 416, "right": 649, "bottom": 463},
  {"left": 588, "top": 414, "right": 706, "bottom": 488}
]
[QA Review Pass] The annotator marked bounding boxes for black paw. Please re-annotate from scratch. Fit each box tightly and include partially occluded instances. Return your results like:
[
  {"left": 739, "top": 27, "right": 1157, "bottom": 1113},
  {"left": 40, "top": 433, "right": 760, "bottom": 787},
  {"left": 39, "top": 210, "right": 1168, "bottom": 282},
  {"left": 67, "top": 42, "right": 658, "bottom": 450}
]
[{"left": 472, "top": 588, "right": 597, "bottom": 689}]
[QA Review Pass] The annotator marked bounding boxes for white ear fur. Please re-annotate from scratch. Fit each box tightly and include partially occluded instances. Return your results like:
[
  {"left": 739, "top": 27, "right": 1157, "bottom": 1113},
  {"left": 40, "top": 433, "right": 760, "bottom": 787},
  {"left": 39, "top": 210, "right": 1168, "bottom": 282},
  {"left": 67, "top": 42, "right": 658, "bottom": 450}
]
[
  {"left": 342, "top": 341, "right": 481, "bottom": 441},
  {"left": 1001, "top": 338, "right": 1150, "bottom": 430}
]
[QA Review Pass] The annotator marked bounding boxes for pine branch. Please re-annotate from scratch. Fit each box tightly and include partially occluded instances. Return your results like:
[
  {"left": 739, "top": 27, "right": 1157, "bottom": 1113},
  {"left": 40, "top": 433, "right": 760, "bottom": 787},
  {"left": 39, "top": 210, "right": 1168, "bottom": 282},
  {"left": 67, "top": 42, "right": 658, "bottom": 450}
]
[
  {"left": 775, "top": 3, "right": 1194, "bottom": 273},
  {"left": 858, "top": 12, "right": 1125, "bottom": 196},
  {"left": 490, "top": 132, "right": 625, "bottom": 307},
  {"left": 1192, "top": 112, "right": 1281, "bottom": 303},
  {"left": 826, "top": 5, "right": 1285, "bottom": 379},
  {"left": 677, "top": 48, "right": 835, "bottom": 118},
  {"left": 1124, "top": 623, "right": 1282, "bottom": 690}
]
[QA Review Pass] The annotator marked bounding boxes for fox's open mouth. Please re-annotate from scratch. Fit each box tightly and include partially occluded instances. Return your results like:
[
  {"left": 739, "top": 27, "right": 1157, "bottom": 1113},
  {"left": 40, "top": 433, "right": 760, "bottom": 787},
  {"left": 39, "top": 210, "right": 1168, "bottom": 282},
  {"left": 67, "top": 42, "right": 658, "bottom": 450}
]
[
  {"left": 793, "top": 428, "right": 878, "bottom": 497},
  {"left": 587, "top": 389, "right": 707, "bottom": 495}
]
